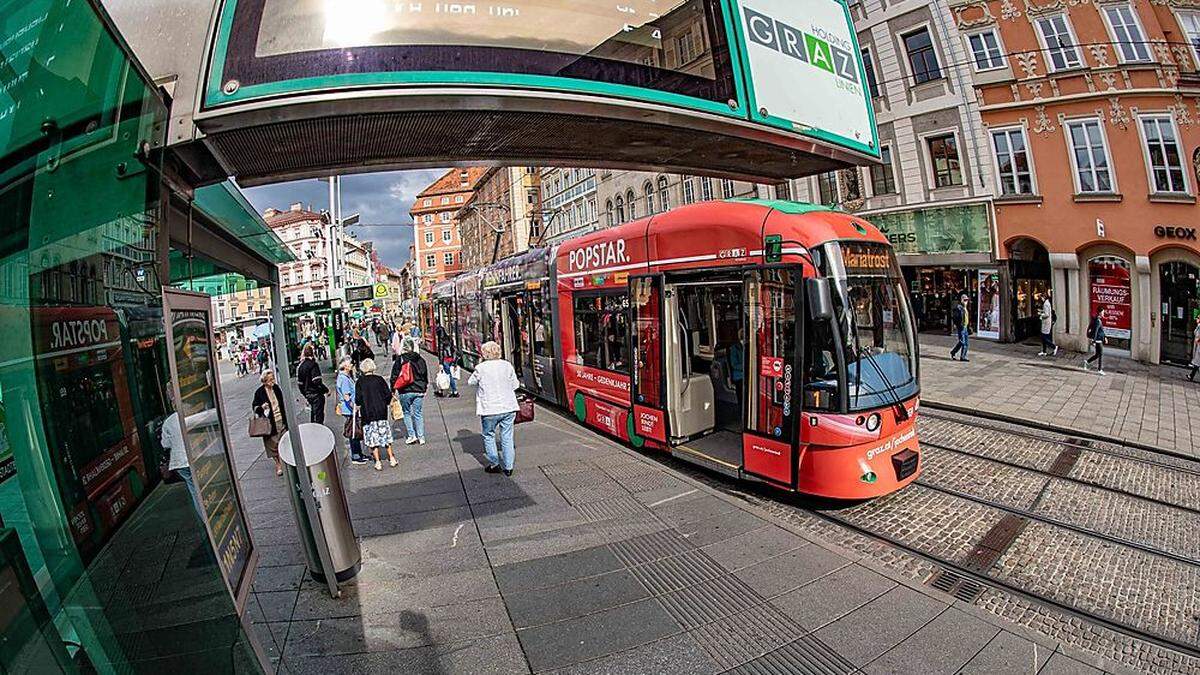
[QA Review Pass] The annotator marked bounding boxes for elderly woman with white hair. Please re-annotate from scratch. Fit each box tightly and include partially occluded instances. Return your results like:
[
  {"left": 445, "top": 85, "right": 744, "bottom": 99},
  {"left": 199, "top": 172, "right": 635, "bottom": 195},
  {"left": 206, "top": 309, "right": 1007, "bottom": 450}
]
[
  {"left": 251, "top": 369, "right": 288, "bottom": 476},
  {"left": 468, "top": 341, "right": 521, "bottom": 476},
  {"left": 336, "top": 357, "right": 368, "bottom": 464},
  {"left": 354, "top": 358, "right": 396, "bottom": 470}
]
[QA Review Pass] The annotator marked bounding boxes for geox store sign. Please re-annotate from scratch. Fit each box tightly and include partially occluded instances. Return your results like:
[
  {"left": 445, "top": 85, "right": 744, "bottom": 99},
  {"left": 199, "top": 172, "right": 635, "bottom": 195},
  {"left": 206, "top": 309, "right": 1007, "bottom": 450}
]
[{"left": 743, "top": 8, "right": 860, "bottom": 87}]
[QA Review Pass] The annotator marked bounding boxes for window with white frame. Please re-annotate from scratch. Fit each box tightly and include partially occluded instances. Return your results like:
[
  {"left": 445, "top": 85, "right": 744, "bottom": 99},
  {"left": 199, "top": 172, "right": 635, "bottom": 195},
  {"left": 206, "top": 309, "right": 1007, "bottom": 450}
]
[
  {"left": 1179, "top": 11, "right": 1200, "bottom": 64},
  {"left": 817, "top": 172, "right": 838, "bottom": 204},
  {"left": 1066, "top": 119, "right": 1114, "bottom": 193},
  {"left": 1140, "top": 115, "right": 1188, "bottom": 193},
  {"left": 444, "top": 252, "right": 454, "bottom": 266},
  {"left": 424, "top": 231, "right": 434, "bottom": 245},
  {"left": 700, "top": 178, "right": 714, "bottom": 201},
  {"left": 721, "top": 179, "right": 736, "bottom": 199},
  {"left": 423, "top": 214, "right": 433, "bottom": 224},
  {"left": 423, "top": 198, "right": 431, "bottom": 207},
  {"left": 967, "top": 29, "right": 1005, "bottom": 70},
  {"left": 425, "top": 254, "right": 436, "bottom": 268},
  {"left": 926, "top": 134, "right": 964, "bottom": 188},
  {"left": 644, "top": 181, "right": 656, "bottom": 214},
  {"left": 1036, "top": 15, "right": 1082, "bottom": 70},
  {"left": 657, "top": 176, "right": 671, "bottom": 210},
  {"left": 442, "top": 229, "right": 452, "bottom": 243},
  {"left": 870, "top": 146, "right": 897, "bottom": 195},
  {"left": 1102, "top": 5, "right": 1151, "bottom": 62},
  {"left": 441, "top": 196, "right": 450, "bottom": 204},
  {"left": 455, "top": 195, "right": 464, "bottom": 203},
  {"left": 605, "top": 199, "right": 614, "bottom": 225},
  {"left": 626, "top": 190, "right": 638, "bottom": 219},
  {"left": 991, "top": 128, "right": 1035, "bottom": 195},
  {"left": 439, "top": 212, "right": 450, "bottom": 223},
  {"left": 682, "top": 178, "right": 696, "bottom": 204}
]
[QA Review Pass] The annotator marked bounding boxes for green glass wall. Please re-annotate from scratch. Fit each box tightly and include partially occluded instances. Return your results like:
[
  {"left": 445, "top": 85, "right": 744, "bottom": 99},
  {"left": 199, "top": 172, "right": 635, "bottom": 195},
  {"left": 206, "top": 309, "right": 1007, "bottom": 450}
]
[{"left": 0, "top": 0, "right": 259, "bottom": 671}]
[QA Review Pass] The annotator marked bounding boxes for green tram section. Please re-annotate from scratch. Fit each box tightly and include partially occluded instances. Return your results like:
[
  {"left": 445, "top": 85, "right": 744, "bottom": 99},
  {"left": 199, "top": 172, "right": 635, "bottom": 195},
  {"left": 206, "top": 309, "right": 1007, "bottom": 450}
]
[{"left": 0, "top": 0, "right": 288, "bottom": 669}]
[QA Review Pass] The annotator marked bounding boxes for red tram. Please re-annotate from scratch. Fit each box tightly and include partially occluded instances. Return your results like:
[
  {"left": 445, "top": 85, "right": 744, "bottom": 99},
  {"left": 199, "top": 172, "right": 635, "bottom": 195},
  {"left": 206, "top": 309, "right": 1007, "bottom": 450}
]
[{"left": 428, "top": 200, "right": 920, "bottom": 499}]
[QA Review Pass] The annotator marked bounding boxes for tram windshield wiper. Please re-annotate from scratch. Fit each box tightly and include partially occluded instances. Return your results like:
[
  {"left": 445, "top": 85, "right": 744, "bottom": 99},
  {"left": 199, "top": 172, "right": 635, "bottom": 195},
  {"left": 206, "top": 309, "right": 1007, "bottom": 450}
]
[{"left": 854, "top": 345, "right": 910, "bottom": 421}]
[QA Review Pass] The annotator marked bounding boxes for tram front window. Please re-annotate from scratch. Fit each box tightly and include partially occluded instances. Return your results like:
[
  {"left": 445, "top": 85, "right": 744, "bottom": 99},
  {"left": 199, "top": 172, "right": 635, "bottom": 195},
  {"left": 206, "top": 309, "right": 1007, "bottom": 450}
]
[{"left": 819, "top": 242, "right": 919, "bottom": 411}]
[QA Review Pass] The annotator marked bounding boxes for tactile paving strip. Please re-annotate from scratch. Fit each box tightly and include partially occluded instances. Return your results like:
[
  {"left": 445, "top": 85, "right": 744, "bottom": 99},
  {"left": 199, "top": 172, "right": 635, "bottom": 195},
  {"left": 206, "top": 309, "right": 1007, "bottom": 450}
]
[
  {"left": 561, "top": 483, "right": 632, "bottom": 504},
  {"left": 690, "top": 603, "right": 807, "bottom": 670},
  {"left": 608, "top": 529, "right": 696, "bottom": 567},
  {"left": 541, "top": 460, "right": 597, "bottom": 477},
  {"left": 619, "top": 471, "right": 688, "bottom": 493},
  {"left": 628, "top": 549, "right": 727, "bottom": 595},
  {"left": 659, "top": 574, "right": 763, "bottom": 630},
  {"left": 725, "top": 633, "right": 857, "bottom": 675}
]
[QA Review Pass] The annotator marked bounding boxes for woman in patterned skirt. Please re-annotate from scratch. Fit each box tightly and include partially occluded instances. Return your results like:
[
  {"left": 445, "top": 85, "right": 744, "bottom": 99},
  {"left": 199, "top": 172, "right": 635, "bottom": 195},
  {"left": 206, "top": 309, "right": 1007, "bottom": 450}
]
[{"left": 354, "top": 358, "right": 396, "bottom": 471}]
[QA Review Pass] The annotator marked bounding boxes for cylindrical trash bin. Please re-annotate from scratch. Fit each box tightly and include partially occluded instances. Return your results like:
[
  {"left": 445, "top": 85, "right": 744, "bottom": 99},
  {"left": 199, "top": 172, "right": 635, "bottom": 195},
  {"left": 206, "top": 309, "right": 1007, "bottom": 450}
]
[{"left": 279, "top": 423, "right": 361, "bottom": 583}]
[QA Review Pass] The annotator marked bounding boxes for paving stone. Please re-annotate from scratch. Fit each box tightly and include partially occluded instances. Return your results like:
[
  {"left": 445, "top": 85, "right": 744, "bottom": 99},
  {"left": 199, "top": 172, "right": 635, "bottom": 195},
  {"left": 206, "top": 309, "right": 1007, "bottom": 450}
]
[
  {"left": 702, "top": 525, "right": 808, "bottom": 572},
  {"left": 545, "top": 633, "right": 719, "bottom": 675},
  {"left": 864, "top": 607, "right": 999, "bottom": 674},
  {"left": 651, "top": 493, "right": 737, "bottom": 527},
  {"left": 248, "top": 590, "right": 299, "bottom": 623},
  {"left": 814, "top": 585, "right": 945, "bottom": 667},
  {"left": 1038, "top": 652, "right": 1105, "bottom": 675},
  {"left": 494, "top": 545, "right": 624, "bottom": 595},
  {"left": 675, "top": 507, "right": 768, "bottom": 547},
  {"left": 516, "top": 598, "right": 681, "bottom": 672},
  {"left": 733, "top": 545, "right": 848, "bottom": 600},
  {"left": 687, "top": 602, "right": 806, "bottom": 670},
  {"left": 283, "top": 632, "right": 529, "bottom": 675},
  {"left": 252, "top": 564, "right": 307, "bottom": 593},
  {"left": 958, "top": 630, "right": 1054, "bottom": 674},
  {"left": 505, "top": 569, "right": 650, "bottom": 629},
  {"left": 772, "top": 564, "right": 896, "bottom": 631}
]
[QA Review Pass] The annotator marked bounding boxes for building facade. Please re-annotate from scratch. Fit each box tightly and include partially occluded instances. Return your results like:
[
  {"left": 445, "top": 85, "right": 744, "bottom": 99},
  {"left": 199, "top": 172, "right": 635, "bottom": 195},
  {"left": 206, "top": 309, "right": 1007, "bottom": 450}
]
[
  {"left": 541, "top": 167, "right": 600, "bottom": 243},
  {"left": 955, "top": 0, "right": 1200, "bottom": 363},
  {"left": 263, "top": 204, "right": 333, "bottom": 306},
  {"left": 410, "top": 167, "right": 490, "bottom": 295},
  {"left": 791, "top": 0, "right": 1003, "bottom": 340},
  {"left": 341, "top": 235, "right": 372, "bottom": 288},
  {"left": 597, "top": 171, "right": 759, "bottom": 228},
  {"left": 508, "top": 167, "right": 543, "bottom": 252},
  {"left": 460, "top": 168, "right": 515, "bottom": 271}
]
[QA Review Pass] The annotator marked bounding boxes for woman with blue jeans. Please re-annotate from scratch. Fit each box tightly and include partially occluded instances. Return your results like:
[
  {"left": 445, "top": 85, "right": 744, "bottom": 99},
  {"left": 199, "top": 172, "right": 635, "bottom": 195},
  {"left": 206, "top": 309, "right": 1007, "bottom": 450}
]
[
  {"left": 392, "top": 338, "right": 429, "bottom": 444},
  {"left": 336, "top": 358, "right": 368, "bottom": 464},
  {"left": 469, "top": 341, "right": 521, "bottom": 476}
]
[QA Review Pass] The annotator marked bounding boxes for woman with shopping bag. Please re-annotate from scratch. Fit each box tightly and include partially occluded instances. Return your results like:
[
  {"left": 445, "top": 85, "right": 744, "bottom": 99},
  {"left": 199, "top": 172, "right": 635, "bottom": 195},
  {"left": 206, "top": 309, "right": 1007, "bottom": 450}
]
[{"left": 391, "top": 337, "right": 429, "bottom": 445}]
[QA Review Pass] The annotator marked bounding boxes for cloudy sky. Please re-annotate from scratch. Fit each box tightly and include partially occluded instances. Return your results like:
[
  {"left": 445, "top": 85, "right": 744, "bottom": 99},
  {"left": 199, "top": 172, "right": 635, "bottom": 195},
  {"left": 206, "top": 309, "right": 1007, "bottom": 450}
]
[{"left": 240, "top": 169, "right": 448, "bottom": 268}]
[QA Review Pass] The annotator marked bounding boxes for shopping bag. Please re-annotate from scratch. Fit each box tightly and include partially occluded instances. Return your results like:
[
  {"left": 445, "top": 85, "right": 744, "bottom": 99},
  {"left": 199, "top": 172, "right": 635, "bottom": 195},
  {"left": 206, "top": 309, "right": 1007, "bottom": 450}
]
[
  {"left": 435, "top": 370, "right": 451, "bottom": 393},
  {"left": 515, "top": 395, "right": 535, "bottom": 424},
  {"left": 390, "top": 396, "right": 404, "bottom": 421},
  {"left": 451, "top": 365, "right": 461, "bottom": 381}
]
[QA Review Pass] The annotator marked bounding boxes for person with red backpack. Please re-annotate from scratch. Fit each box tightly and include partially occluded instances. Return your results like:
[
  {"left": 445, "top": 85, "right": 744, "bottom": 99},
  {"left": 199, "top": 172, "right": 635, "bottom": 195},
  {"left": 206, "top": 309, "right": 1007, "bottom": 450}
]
[{"left": 391, "top": 337, "right": 429, "bottom": 445}]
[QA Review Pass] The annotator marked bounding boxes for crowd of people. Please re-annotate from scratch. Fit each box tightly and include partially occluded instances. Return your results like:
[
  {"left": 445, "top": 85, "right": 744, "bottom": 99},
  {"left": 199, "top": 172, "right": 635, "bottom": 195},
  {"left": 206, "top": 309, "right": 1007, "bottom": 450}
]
[{"left": 249, "top": 319, "right": 524, "bottom": 477}]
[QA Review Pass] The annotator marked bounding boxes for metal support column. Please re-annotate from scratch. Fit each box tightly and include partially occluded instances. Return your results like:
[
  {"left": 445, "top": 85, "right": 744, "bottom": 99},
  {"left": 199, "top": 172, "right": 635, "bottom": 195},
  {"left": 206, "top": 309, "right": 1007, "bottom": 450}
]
[{"left": 270, "top": 280, "right": 341, "bottom": 598}]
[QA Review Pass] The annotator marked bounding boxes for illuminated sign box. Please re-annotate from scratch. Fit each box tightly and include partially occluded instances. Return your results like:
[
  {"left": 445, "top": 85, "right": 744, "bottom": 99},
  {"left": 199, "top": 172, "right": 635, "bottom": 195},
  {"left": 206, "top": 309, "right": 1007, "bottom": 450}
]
[{"left": 200, "top": 0, "right": 877, "bottom": 181}]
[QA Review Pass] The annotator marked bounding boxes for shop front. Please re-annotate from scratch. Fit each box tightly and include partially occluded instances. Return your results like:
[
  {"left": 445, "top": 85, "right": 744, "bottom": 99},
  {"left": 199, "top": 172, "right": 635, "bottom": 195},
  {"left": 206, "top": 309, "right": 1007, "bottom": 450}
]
[
  {"left": 870, "top": 203, "right": 999, "bottom": 340},
  {"left": 1150, "top": 240, "right": 1200, "bottom": 367}
]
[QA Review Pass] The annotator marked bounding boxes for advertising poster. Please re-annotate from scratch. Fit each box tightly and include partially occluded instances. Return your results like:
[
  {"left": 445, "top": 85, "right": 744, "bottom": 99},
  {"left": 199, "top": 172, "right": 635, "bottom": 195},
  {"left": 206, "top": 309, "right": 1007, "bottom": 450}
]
[
  {"left": 976, "top": 270, "right": 1000, "bottom": 340},
  {"left": 169, "top": 307, "right": 252, "bottom": 597},
  {"left": 1088, "top": 258, "right": 1132, "bottom": 340}
]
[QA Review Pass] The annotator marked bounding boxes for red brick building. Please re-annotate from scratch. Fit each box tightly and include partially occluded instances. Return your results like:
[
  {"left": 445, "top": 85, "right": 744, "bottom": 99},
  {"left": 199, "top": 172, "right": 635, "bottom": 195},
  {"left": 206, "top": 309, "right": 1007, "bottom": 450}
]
[{"left": 410, "top": 168, "right": 490, "bottom": 296}]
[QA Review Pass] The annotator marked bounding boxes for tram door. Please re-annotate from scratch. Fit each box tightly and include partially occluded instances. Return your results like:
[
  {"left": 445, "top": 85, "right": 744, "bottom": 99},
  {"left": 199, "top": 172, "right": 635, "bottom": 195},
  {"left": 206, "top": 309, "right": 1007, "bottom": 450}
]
[
  {"left": 741, "top": 269, "right": 801, "bottom": 487},
  {"left": 631, "top": 276, "right": 668, "bottom": 443},
  {"left": 1160, "top": 261, "right": 1199, "bottom": 365},
  {"left": 501, "top": 293, "right": 536, "bottom": 389}
]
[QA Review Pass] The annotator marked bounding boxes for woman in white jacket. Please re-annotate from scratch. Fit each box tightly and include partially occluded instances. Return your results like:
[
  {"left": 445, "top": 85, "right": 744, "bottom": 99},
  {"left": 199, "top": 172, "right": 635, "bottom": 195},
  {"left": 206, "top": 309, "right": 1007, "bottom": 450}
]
[{"left": 469, "top": 341, "right": 521, "bottom": 476}]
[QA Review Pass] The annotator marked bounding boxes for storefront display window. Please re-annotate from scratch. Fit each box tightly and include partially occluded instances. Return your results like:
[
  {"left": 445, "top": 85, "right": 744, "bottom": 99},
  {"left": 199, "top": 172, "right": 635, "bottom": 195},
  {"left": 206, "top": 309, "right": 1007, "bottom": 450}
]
[
  {"left": 1160, "top": 261, "right": 1200, "bottom": 365},
  {"left": 977, "top": 270, "right": 1001, "bottom": 340},
  {"left": 1088, "top": 256, "right": 1133, "bottom": 351}
]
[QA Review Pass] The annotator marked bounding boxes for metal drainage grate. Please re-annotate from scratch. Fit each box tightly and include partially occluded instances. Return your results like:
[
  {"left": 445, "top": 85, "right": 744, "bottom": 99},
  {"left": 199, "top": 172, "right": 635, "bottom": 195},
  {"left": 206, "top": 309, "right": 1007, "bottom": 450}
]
[{"left": 928, "top": 568, "right": 987, "bottom": 604}]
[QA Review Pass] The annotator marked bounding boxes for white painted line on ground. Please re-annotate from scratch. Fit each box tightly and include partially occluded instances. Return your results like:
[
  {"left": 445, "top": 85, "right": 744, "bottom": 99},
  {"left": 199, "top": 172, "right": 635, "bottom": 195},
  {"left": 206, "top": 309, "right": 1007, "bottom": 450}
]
[
  {"left": 648, "top": 489, "right": 697, "bottom": 508},
  {"left": 451, "top": 523, "right": 464, "bottom": 548}
]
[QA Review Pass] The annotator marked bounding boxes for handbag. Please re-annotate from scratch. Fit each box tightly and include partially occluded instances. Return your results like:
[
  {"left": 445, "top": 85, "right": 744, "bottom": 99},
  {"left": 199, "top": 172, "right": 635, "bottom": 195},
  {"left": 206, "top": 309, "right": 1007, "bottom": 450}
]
[
  {"left": 248, "top": 414, "right": 273, "bottom": 438},
  {"left": 390, "top": 395, "right": 404, "bottom": 421},
  {"left": 343, "top": 409, "right": 363, "bottom": 440},
  {"left": 515, "top": 395, "right": 535, "bottom": 424}
]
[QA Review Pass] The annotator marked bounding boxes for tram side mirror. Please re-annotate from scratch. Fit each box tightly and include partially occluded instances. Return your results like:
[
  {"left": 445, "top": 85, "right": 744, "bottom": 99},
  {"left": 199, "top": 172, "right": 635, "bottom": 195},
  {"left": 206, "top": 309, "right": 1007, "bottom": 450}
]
[{"left": 806, "top": 278, "right": 834, "bottom": 321}]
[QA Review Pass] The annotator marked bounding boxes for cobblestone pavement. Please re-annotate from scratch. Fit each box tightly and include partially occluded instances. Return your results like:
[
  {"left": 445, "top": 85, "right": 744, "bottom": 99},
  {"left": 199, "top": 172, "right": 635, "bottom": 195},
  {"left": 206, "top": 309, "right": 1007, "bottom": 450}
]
[{"left": 918, "top": 334, "right": 1200, "bottom": 458}]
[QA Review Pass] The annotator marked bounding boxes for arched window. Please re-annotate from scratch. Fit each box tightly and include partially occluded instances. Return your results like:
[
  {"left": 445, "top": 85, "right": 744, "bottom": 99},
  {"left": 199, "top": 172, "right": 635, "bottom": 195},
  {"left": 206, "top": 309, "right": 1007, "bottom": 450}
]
[
  {"left": 682, "top": 178, "right": 696, "bottom": 204},
  {"left": 700, "top": 178, "right": 713, "bottom": 201},
  {"left": 615, "top": 195, "right": 625, "bottom": 223},
  {"left": 626, "top": 190, "right": 637, "bottom": 219},
  {"left": 644, "top": 181, "right": 656, "bottom": 214},
  {"left": 605, "top": 199, "right": 614, "bottom": 227},
  {"left": 657, "top": 176, "right": 671, "bottom": 211}
]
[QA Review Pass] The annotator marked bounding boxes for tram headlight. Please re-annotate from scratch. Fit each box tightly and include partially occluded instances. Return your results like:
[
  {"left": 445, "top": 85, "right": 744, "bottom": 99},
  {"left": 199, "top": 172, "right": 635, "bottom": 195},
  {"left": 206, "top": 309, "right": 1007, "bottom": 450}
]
[{"left": 865, "top": 413, "right": 882, "bottom": 433}]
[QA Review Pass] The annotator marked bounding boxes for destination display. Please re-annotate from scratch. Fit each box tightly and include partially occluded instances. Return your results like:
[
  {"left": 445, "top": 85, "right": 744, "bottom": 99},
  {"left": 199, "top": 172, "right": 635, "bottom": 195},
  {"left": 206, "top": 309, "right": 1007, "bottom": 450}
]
[{"left": 169, "top": 307, "right": 252, "bottom": 596}]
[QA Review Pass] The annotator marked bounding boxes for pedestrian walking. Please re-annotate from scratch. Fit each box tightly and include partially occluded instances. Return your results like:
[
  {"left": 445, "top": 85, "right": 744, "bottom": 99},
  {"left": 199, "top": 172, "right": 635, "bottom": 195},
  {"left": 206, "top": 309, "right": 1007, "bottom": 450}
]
[
  {"left": 297, "top": 343, "right": 328, "bottom": 424},
  {"left": 1083, "top": 309, "right": 1107, "bottom": 375},
  {"left": 355, "top": 358, "right": 396, "bottom": 471},
  {"left": 392, "top": 337, "right": 429, "bottom": 445},
  {"left": 256, "top": 346, "right": 269, "bottom": 373},
  {"left": 1188, "top": 315, "right": 1199, "bottom": 382},
  {"left": 469, "top": 341, "right": 521, "bottom": 476},
  {"left": 439, "top": 339, "right": 460, "bottom": 397},
  {"left": 336, "top": 358, "right": 369, "bottom": 464},
  {"left": 949, "top": 293, "right": 971, "bottom": 362},
  {"left": 1037, "top": 290, "right": 1058, "bottom": 356},
  {"left": 252, "top": 370, "right": 288, "bottom": 476}
]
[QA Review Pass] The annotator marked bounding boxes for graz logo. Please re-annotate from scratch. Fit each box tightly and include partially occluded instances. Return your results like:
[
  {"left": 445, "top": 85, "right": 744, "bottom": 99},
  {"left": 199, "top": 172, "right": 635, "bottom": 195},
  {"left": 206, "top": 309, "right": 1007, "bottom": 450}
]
[{"left": 743, "top": 7, "right": 859, "bottom": 85}]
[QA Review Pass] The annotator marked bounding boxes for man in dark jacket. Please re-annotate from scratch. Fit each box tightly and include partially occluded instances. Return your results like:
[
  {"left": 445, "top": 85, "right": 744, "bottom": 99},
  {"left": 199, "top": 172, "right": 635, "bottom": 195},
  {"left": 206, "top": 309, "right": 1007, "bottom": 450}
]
[
  {"left": 350, "top": 330, "right": 374, "bottom": 373},
  {"left": 1084, "top": 309, "right": 1107, "bottom": 375},
  {"left": 392, "top": 339, "right": 430, "bottom": 444},
  {"left": 296, "top": 343, "right": 326, "bottom": 423},
  {"left": 949, "top": 293, "right": 970, "bottom": 362}
]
